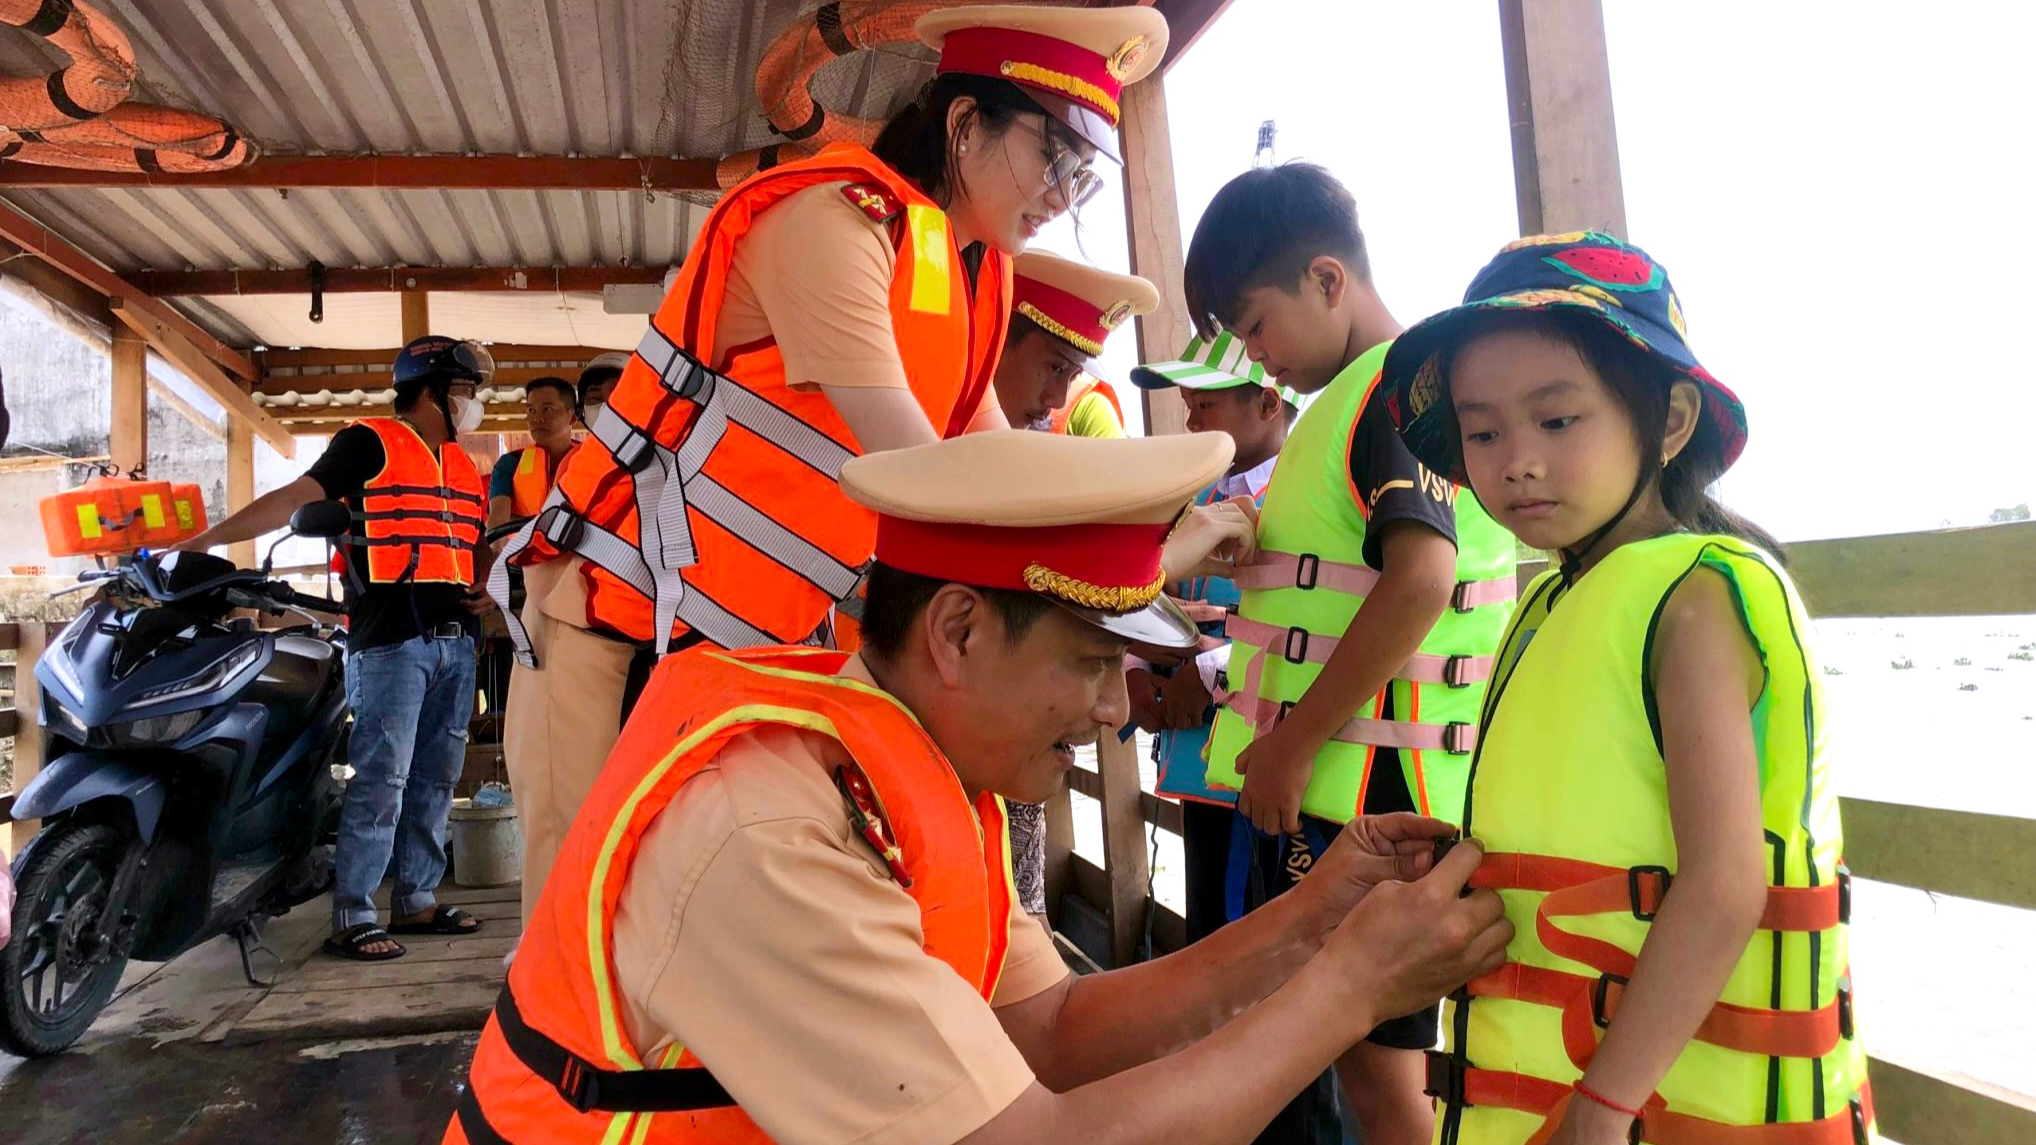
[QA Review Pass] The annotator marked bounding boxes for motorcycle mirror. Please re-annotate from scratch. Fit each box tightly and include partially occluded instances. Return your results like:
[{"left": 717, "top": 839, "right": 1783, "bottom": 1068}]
[{"left": 289, "top": 500, "right": 351, "bottom": 540}]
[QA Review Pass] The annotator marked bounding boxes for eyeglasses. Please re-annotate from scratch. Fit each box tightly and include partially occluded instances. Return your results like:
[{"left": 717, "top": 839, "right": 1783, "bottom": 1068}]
[{"left": 1023, "top": 119, "right": 1103, "bottom": 207}]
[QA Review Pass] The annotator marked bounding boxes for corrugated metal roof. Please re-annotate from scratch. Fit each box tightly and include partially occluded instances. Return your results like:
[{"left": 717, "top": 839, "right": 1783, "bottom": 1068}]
[{"left": 0, "top": 0, "right": 949, "bottom": 349}]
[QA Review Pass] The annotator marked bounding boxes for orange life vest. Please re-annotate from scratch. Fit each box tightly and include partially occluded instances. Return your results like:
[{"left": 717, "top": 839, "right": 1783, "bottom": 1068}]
[
  {"left": 506, "top": 444, "right": 562, "bottom": 518},
  {"left": 345, "top": 417, "right": 486, "bottom": 585},
  {"left": 495, "top": 143, "right": 1011, "bottom": 660},
  {"left": 446, "top": 646, "right": 1015, "bottom": 1145},
  {"left": 1047, "top": 374, "right": 1124, "bottom": 436}
]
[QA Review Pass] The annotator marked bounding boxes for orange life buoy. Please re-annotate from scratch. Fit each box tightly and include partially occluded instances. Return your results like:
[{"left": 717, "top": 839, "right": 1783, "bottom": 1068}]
[
  {"left": 0, "top": 0, "right": 255, "bottom": 174},
  {"left": 715, "top": 0, "right": 1002, "bottom": 189}
]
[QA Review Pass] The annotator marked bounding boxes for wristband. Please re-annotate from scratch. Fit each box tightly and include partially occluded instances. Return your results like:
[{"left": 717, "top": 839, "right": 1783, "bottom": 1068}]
[{"left": 1572, "top": 1079, "right": 1645, "bottom": 1121}]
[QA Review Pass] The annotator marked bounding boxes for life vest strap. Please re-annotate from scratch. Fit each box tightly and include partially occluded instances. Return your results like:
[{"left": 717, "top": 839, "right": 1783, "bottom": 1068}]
[
  {"left": 1471, "top": 853, "right": 1851, "bottom": 931},
  {"left": 1232, "top": 549, "right": 1516, "bottom": 613},
  {"left": 1425, "top": 1054, "right": 1873, "bottom": 1145},
  {"left": 1221, "top": 684, "right": 1477, "bottom": 755},
  {"left": 1466, "top": 853, "right": 1856, "bottom": 1068},
  {"left": 1223, "top": 615, "right": 1495, "bottom": 687},
  {"left": 509, "top": 326, "right": 866, "bottom": 658},
  {"left": 490, "top": 985, "right": 738, "bottom": 1114},
  {"left": 1466, "top": 959, "right": 1853, "bottom": 1061}
]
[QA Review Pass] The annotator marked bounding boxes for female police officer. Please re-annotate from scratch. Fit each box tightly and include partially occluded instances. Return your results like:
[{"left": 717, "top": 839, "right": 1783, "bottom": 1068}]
[{"left": 492, "top": 5, "right": 1174, "bottom": 925}]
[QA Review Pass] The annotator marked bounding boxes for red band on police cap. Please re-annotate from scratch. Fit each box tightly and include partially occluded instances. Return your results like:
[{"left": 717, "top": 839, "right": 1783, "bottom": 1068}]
[
  {"left": 876, "top": 515, "right": 1170, "bottom": 611},
  {"left": 934, "top": 26, "right": 1125, "bottom": 124},
  {"left": 1013, "top": 274, "right": 1109, "bottom": 356}
]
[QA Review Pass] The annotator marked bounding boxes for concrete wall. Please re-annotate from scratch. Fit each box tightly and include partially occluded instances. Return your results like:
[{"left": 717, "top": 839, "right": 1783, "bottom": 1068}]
[{"left": 1, "top": 310, "right": 226, "bottom": 574}]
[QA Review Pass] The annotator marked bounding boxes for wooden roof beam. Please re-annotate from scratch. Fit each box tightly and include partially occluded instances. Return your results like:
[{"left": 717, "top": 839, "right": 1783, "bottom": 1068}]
[
  {"left": 137, "top": 265, "right": 667, "bottom": 296},
  {"left": 0, "top": 154, "right": 720, "bottom": 191},
  {"left": 0, "top": 199, "right": 257, "bottom": 380},
  {"left": 110, "top": 298, "right": 295, "bottom": 457},
  {"left": 257, "top": 343, "right": 608, "bottom": 370},
  {"left": 1155, "top": 0, "right": 1237, "bottom": 72}
]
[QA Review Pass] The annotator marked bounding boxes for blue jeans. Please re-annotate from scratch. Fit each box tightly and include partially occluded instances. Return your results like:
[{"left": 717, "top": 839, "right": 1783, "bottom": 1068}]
[{"left": 333, "top": 633, "right": 476, "bottom": 931}]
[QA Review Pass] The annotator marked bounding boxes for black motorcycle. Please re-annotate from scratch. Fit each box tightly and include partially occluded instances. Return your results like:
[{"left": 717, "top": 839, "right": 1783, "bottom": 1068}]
[{"left": 1, "top": 501, "right": 353, "bottom": 1056}]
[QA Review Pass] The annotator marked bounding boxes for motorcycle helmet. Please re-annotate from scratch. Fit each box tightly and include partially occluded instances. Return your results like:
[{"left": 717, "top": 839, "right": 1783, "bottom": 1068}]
[{"left": 392, "top": 336, "right": 495, "bottom": 438}]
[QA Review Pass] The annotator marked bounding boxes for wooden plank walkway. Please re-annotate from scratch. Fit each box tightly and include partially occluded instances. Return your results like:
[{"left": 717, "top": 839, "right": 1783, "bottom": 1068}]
[{"left": 75, "top": 880, "right": 519, "bottom": 1054}]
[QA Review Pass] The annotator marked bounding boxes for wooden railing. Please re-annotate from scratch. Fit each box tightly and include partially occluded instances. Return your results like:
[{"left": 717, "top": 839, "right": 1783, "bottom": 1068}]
[
  {"left": 0, "top": 620, "right": 58, "bottom": 849},
  {"left": 1042, "top": 521, "right": 2036, "bottom": 1143}
]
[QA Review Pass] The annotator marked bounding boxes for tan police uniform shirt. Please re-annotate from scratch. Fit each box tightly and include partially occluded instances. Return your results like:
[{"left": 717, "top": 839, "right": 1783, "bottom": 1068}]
[{"left": 609, "top": 655, "right": 1069, "bottom": 1145}]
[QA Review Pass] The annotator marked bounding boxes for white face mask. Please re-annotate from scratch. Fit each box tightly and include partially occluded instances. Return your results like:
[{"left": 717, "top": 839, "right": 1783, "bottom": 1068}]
[
  {"left": 580, "top": 401, "right": 605, "bottom": 428},
  {"left": 451, "top": 394, "right": 484, "bottom": 434}
]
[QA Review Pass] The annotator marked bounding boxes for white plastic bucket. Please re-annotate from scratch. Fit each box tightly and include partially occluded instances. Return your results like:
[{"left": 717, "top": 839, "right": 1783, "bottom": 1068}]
[{"left": 448, "top": 799, "right": 522, "bottom": 888}]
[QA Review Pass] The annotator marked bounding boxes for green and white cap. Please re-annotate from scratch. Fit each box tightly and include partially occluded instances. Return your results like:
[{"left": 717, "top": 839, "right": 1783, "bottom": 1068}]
[{"left": 1130, "top": 331, "right": 1304, "bottom": 408}]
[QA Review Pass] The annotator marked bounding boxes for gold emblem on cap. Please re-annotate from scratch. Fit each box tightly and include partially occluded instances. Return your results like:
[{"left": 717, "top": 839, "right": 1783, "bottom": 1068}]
[
  {"left": 1106, "top": 35, "right": 1148, "bottom": 82},
  {"left": 1100, "top": 300, "right": 1134, "bottom": 331},
  {"left": 1024, "top": 563, "right": 1166, "bottom": 612}
]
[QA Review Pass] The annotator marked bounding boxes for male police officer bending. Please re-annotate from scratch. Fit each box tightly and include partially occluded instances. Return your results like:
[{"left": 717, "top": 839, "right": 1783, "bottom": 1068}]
[{"left": 448, "top": 430, "right": 1509, "bottom": 1145}]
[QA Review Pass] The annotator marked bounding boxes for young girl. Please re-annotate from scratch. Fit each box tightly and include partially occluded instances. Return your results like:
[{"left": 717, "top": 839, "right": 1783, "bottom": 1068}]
[{"left": 1380, "top": 233, "right": 1873, "bottom": 1145}]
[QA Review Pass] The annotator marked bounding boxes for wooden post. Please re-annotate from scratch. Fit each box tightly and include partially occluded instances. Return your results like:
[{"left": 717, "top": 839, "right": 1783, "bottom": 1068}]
[
  {"left": 1119, "top": 72, "right": 1192, "bottom": 438},
  {"left": 1095, "top": 728, "right": 1150, "bottom": 967},
  {"left": 1041, "top": 781, "right": 1075, "bottom": 927},
  {"left": 109, "top": 326, "right": 147, "bottom": 475},
  {"left": 401, "top": 290, "right": 430, "bottom": 342},
  {"left": 9, "top": 622, "right": 48, "bottom": 844},
  {"left": 1497, "top": 0, "right": 1627, "bottom": 237},
  {"left": 227, "top": 417, "right": 257, "bottom": 570}
]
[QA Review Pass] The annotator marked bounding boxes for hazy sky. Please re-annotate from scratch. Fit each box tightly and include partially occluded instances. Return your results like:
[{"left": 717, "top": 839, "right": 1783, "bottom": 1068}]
[{"left": 1036, "top": 0, "right": 2035, "bottom": 543}]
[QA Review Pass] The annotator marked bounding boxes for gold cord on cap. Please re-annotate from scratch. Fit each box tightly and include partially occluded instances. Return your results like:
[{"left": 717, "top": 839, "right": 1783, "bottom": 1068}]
[
  {"left": 1016, "top": 301, "right": 1104, "bottom": 355},
  {"left": 1023, "top": 563, "right": 1166, "bottom": 612},
  {"left": 998, "top": 60, "right": 1121, "bottom": 122}
]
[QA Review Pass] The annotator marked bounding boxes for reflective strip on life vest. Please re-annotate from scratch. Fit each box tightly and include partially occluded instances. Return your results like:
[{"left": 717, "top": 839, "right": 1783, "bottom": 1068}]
[{"left": 491, "top": 326, "right": 864, "bottom": 663}]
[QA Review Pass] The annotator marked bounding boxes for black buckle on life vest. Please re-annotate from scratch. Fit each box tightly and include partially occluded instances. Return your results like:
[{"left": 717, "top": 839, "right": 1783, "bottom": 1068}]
[
  {"left": 1276, "top": 700, "right": 1295, "bottom": 725},
  {"left": 1282, "top": 625, "right": 1309, "bottom": 664},
  {"left": 1838, "top": 974, "right": 1855, "bottom": 1039},
  {"left": 1837, "top": 863, "right": 1852, "bottom": 925},
  {"left": 1591, "top": 972, "right": 1629, "bottom": 1029},
  {"left": 537, "top": 505, "right": 585, "bottom": 552},
  {"left": 1450, "top": 581, "right": 1476, "bottom": 613},
  {"left": 665, "top": 349, "right": 710, "bottom": 402},
  {"left": 1443, "top": 655, "right": 1475, "bottom": 688},
  {"left": 608, "top": 424, "right": 659, "bottom": 475},
  {"left": 1443, "top": 721, "right": 1474, "bottom": 754},
  {"left": 1422, "top": 1050, "right": 1468, "bottom": 1106},
  {"left": 1849, "top": 1097, "right": 1869, "bottom": 1145},
  {"left": 1627, "top": 864, "right": 1673, "bottom": 921},
  {"left": 1293, "top": 552, "right": 1320, "bottom": 590}
]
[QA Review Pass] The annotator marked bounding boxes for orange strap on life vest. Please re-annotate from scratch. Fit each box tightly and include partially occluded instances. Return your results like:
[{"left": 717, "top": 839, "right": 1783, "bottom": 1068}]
[
  {"left": 1426, "top": 1056, "right": 1873, "bottom": 1145},
  {"left": 1462, "top": 851, "right": 1856, "bottom": 1069}
]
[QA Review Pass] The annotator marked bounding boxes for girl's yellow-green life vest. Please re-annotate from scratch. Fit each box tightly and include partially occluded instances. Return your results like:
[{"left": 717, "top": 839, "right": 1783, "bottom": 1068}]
[
  {"left": 1205, "top": 340, "right": 1516, "bottom": 823},
  {"left": 1435, "top": 533, "right": 1873, "bottom": 1144}
]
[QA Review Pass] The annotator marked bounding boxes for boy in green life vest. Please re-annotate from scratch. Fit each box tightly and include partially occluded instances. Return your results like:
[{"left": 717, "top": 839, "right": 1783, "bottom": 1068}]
[{"left": 1180, "top": 163, "right": 1517, "bottom": 1145}]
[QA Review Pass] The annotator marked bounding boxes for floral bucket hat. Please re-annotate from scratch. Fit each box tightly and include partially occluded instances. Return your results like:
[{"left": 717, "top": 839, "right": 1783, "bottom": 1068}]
[{"left": 1381, "top": 231, "right": 1746, "bottom": 485}]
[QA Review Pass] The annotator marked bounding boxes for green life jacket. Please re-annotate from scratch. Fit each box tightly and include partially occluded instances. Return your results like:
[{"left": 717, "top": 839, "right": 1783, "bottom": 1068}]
[
  {"left": 1433, "top": 533, "right": 1874, "bottom": 1145},
  {"left": 1204, "top": 340, "right": 1516, "bottom": 823}
]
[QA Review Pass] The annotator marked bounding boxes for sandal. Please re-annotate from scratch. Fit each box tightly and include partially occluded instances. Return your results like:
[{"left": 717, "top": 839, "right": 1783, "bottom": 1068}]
[
  {"left": 387, "top": 905, "right": 485, "bottom": 936},
  {"left": 323, "top": 923, "right": 406, "bottom": 961}
]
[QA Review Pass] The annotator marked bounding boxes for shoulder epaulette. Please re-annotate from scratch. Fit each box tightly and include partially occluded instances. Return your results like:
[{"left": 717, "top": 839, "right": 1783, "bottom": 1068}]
[{"left": 840, "top": 182, "right": 901, "bottom": 225}]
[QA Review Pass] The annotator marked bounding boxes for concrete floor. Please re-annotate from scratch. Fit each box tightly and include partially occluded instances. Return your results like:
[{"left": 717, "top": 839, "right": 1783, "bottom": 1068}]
[{"left": 0, "top": 882, "right": 516, "bottom": 1144}]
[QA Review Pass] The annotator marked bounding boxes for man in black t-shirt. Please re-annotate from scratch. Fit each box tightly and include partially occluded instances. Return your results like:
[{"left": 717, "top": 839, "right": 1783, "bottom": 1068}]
[{"left": 180, "top": 336, "right": 496, "bottom": 962}]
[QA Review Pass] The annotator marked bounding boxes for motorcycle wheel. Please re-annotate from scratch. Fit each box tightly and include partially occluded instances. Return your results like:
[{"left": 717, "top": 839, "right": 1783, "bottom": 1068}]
[{"left": 0, "top": 821, "right": 132, "bottom": 1057}]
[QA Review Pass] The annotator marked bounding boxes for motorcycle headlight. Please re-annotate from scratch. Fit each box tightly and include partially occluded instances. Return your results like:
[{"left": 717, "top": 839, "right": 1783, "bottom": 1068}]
[
  {"left": 45, "top": 695, "right": 88, "bottom": 743},
  {"left": 120, "top": 640, "right": 263, "bottom": 713},
  {"left": 104, "top": 708, "right": 206, "bottom": 748}
]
